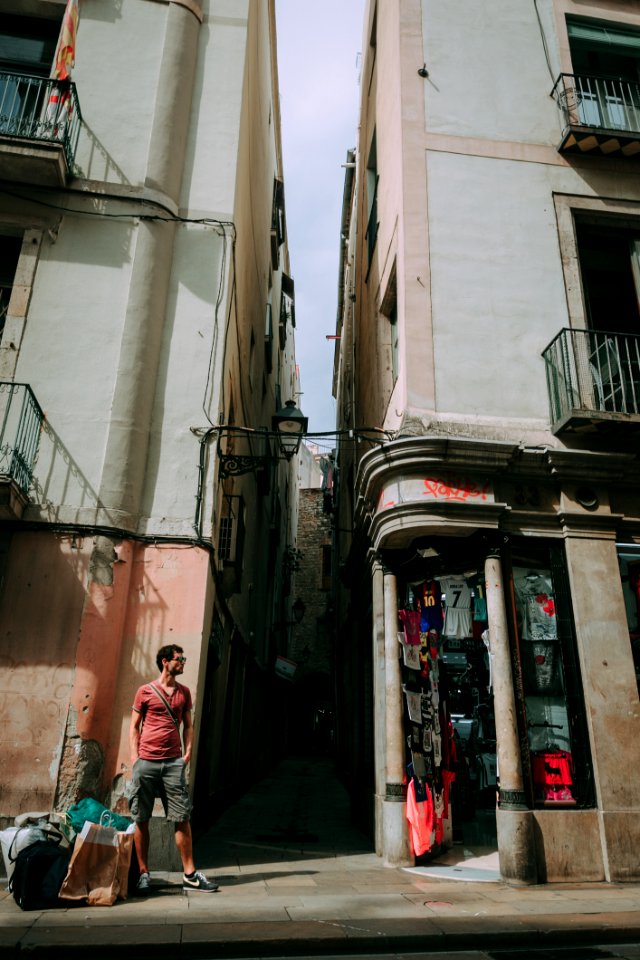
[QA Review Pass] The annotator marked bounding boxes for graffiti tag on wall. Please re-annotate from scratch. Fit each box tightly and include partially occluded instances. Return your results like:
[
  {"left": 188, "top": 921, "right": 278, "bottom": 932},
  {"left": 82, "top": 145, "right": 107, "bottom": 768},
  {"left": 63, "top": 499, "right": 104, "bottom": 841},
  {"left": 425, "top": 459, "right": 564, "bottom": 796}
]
[{"left": 377, "top": 474, "right": 494, "bottom": 512}]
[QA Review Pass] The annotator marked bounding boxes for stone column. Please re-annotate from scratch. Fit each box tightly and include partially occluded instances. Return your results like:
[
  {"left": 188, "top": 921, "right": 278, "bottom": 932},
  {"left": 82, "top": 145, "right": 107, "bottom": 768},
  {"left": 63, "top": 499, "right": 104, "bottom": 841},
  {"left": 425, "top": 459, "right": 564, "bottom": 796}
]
[
  {"left": 563, "top": 531, "right": 640, "bottom": 881},
  {"left": 381, "top": 568, "right": 412, "bottom": 865},
  {"left": 485, "top": 551, "right": 537, "bottom": 884},
  {"left": 371, "top": 555, "right": 386, "bottom": 856}
]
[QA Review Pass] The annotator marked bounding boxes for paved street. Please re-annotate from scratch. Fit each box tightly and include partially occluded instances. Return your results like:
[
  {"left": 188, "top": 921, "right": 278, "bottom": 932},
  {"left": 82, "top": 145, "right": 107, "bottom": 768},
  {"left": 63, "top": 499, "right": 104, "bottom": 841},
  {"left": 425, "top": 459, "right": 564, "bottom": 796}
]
[
  {"left": 2, "top": 757, "right": 640, "bottom": 958},
  {"left": 255, "top": 951, "right": 640, "bottom": 960}
]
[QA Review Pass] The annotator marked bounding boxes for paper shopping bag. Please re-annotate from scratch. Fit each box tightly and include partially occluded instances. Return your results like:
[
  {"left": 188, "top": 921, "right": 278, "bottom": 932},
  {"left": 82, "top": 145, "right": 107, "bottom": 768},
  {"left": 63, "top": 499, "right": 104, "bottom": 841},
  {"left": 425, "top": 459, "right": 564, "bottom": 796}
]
[{"left": 59, "top": 820, "right": 135, "bottom": 906}]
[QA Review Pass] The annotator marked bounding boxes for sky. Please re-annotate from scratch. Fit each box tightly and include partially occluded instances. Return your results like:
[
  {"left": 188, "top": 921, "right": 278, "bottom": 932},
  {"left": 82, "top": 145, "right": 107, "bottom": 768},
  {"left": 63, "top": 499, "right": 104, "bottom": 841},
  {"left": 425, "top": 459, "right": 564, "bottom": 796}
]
[{"left": 275, "top": 0, "right": 366, "bottom": 435}]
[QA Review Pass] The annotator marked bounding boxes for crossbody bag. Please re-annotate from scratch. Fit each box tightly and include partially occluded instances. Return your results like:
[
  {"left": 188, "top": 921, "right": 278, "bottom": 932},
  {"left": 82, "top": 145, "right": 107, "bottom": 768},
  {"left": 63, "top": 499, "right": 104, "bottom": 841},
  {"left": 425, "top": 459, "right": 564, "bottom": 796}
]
[{"left": 146, "top": 682, "right": 181, "bottom": 733}]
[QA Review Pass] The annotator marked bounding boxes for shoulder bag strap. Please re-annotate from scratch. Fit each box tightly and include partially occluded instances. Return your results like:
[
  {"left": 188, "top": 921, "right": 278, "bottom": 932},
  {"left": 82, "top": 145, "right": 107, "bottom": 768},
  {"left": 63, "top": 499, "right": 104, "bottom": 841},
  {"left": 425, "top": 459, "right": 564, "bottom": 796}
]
[{"left": 147, "top": 683, "right": 181, "bottom": 732}]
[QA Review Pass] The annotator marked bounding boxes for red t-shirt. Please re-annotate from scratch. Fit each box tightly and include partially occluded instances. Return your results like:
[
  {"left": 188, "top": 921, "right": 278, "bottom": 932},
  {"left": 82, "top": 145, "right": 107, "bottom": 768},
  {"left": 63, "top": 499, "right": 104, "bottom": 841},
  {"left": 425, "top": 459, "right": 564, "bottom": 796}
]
[{"left": 133, "top": 682, "right": 192, "bottom": 761}]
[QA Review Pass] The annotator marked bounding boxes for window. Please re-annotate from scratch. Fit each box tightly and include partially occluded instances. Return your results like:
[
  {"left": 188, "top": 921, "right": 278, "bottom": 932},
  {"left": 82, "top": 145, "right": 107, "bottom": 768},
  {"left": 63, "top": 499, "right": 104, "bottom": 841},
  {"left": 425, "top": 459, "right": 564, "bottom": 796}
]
[
  {"left": 389, "top": 303, "right": 399, "bottom": 386},
  {"left": 279, "top": 274, "right": 295, "bottom": 349},
  {"left": 0, "top": 234, "right": 22, "bottom": 343},
  {"left": 249, "top": 329, "right": 256, "bottom": 390},
  {"left": 270, "top": 178, "right": 286, "bottom": 269},
  {"left": 218, "top": 516, "right": 234, "bottom": 562},
  {"left": 505, "top": 539, "right": 595, "bottom": 809},
  {"left": 576, "top": 220, "right": 640, "bottom": 336},
  {"left": 576, "top": 220, "right": 640, "bottom": 413},
  {"left": 265, "top": 300, "right": 273, "bottom": 373},
  {"left": 381, "top": 263, "right": 398, "bottom": 385},
  {"left": 567, "top": 17, "right": 640, "bottom": 132},
  {"left": 0, "top": 14, "right": 60, "bottom": 75},
  {"left": 617, "top": 546, "right": 640, "bottom": 698},
  {"left": 365, "top": 133, "right": 378, "bottom": 270},
  {"left": 218, "top": 495, "right": 245, "bottom": 568},
  {"left": 0, "top": 14, "right": 61, "bottom": 137}
]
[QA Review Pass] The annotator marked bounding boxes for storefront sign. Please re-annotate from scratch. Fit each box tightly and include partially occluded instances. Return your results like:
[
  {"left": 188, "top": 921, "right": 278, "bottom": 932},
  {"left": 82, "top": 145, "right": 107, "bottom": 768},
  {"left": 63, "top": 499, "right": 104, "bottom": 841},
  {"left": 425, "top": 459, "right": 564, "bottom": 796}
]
[
  {"left": 274, "top": 656, "right": 297, "bottom": 681},
  {"left": 377, "top": 473, "right": 494, "bottom": 512}
]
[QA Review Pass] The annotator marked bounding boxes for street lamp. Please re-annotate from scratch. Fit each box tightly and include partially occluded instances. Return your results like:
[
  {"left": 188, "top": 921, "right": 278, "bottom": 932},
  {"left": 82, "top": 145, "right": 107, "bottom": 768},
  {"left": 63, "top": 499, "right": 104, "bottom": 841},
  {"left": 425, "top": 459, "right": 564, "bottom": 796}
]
[
  {"left": 291, "top": 596, "right": 306, "bottom": 624},
  {"left": 274, "top": 596, "right": 306, "bottom": 631},
  {"left": 213, "top": 398, "right": 391, "bottom": 480},
  {"left": 272, "top": 400, "right": 308, "bottom": 461}
]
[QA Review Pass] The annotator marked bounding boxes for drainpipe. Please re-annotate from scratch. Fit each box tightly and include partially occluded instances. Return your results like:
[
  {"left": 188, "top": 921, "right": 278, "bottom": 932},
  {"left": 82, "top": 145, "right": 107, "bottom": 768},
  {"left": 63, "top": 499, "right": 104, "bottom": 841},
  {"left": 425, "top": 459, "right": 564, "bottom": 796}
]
[
  {"left": 98, "top": 2, "right": 201, "bottom": 523},
  {"left": 485, "top": 551, "right": 538, "bottom": 884}
]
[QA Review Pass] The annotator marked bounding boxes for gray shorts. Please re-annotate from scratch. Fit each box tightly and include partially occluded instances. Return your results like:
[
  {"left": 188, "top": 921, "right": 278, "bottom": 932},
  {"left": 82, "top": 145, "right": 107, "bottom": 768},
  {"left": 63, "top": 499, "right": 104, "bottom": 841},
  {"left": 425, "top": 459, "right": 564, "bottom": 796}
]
[{"left": 129, "top": 757, "right": 192, "bottom": 823}]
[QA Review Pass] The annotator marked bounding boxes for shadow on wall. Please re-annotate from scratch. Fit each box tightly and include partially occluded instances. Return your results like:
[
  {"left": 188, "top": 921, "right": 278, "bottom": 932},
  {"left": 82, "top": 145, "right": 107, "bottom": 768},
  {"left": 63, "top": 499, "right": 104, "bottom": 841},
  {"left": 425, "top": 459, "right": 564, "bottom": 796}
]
[
  {"left": 74, "top": 118, "right": 131, "bottom": 186},
  {"left": 29, "top": 417, "right": 113, "bottom": 527},
  {"left": 0, "top": 531, "right": 91, "bottom": 814},
  {"left": 83, "top": 0, "right": 124, "bottom": 23}
]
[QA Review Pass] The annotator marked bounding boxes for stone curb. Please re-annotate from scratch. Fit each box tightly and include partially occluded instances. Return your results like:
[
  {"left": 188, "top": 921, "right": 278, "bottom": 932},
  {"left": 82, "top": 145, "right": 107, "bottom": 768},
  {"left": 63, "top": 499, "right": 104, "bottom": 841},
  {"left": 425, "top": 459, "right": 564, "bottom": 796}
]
[{"left": 3, "top": 916, "right": 640, "bottom": 959}]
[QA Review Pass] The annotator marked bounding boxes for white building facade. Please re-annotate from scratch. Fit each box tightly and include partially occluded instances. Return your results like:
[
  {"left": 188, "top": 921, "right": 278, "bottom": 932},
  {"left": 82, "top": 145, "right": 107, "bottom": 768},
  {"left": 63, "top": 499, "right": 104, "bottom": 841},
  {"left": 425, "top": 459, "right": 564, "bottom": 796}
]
[{"left": 0, "top": 0, "right": 300, "bottom": 862}]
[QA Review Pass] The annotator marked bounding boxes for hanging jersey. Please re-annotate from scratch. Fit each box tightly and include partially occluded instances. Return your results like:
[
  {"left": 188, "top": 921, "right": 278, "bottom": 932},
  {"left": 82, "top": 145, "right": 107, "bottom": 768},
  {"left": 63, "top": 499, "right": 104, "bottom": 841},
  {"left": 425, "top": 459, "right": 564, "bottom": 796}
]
[
  {"left": 418, "top": 580, "right": 444, "bottom": 632},
  {"left": 469, "top": 574, "right": 487, "bottom": 622},
  {"left": 399, "top": 609, "right": 421, "bottom": 645},
  {"left": 513, "top": 568, "right": 557, "bottom": 641},
  {"left": 440, "top": 575, "right": 472, "bottom": 638},
  {"left": 406, "top": 777, "right": 434, "bottom": 856}
]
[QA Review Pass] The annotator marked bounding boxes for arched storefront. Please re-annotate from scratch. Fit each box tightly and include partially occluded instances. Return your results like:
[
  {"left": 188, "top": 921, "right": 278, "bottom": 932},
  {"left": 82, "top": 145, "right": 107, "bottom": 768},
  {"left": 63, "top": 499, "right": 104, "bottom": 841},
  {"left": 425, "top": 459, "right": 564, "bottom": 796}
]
[{"left": 336, "top": 436, "right": 640, "bottom": 883}]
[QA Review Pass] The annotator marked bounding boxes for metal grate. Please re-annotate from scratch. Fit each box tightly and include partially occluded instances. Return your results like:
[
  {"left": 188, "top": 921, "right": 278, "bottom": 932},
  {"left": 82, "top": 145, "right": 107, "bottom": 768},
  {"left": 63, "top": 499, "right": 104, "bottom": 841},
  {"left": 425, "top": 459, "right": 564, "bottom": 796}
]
[{"left": 217, "top": 516, "right": 234, "bottom": 562}]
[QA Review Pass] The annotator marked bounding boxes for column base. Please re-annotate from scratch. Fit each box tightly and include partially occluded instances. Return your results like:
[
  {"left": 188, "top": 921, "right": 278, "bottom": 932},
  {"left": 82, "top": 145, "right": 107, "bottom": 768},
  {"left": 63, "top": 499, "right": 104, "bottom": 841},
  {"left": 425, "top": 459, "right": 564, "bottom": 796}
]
[
  {"left": 381, "top": 797, "right": 412, "bottom": 866},
  {"left": 496, "top": 807, "right": 538, "bottom": 884}
]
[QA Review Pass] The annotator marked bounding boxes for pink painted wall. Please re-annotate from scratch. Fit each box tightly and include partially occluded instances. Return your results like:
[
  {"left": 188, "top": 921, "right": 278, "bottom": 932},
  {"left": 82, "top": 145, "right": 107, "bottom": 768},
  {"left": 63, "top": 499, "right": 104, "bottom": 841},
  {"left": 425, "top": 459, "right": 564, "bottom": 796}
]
[
  {"left": 0, "top": 533, "right": 212, "bottom": 819},
  {"left": 0, "top": 532, "right": 90, "bottom": 813},
  {"left": 103, "top": 543, "right": 212, "bottom": 800}
]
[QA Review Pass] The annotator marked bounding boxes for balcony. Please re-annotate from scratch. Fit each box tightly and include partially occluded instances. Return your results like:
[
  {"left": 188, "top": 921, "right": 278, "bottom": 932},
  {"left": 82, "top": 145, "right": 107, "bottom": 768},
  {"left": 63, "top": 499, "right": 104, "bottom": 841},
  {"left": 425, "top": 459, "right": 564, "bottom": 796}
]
[
  {"left": 543, "top": 328, "right": 640, "bottom": 434},
  {"left": 0, "top": 382, "right": 44, "bottom": 519},
  {"left": 0, "top": 73, "right": 82, "bottom": 186},
  {"left": 552, "top": 73, "right": 640, "bottom": 159}
]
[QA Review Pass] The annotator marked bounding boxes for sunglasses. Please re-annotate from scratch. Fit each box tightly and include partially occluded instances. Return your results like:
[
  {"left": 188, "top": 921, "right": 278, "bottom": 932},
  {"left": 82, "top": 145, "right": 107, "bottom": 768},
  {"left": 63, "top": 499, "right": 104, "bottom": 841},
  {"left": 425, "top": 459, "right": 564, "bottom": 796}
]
[{"left": 172, "top": 656, "right": 187, "bottom": 664}]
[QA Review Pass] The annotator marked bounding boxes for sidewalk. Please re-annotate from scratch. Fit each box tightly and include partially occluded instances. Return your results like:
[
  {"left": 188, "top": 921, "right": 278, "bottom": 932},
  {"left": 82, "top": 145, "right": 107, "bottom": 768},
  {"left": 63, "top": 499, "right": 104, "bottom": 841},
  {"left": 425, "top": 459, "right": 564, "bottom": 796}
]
[{"left": 2, "top": 756, "right": 640, "bottom": 958}]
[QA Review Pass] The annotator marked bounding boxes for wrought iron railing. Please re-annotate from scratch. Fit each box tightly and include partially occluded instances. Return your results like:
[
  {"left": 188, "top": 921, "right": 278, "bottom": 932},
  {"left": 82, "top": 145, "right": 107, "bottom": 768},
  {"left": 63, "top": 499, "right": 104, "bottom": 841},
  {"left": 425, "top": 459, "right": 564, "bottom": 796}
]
[
  {"left": 552, "top": 72, "right": 640, "bottom": 137},
  {"left": 0, "top": 72, "right": 82, "bottom": 171},
  {"left": 542, "top": 328, "right": 640, "bottom": 427},
  {"left": 0, "top": 382, "right": 44, "bottom": 496}
]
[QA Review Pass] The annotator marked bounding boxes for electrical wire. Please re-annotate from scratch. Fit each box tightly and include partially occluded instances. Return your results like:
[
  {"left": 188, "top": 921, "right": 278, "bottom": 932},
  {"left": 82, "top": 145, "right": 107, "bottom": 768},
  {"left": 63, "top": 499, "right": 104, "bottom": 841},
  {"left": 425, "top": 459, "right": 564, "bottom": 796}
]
[
  {"left": 533, "top": 0, "right": 556, "bottom": 84},
  {"left": 0, "top": 184, "right": 236, "bottom": 230},
  {"left": 15, "top": 519, "right": 215, "bottom": 553},
  {"left": 201, "top": 223, "right": 233, "bottom": 426}
]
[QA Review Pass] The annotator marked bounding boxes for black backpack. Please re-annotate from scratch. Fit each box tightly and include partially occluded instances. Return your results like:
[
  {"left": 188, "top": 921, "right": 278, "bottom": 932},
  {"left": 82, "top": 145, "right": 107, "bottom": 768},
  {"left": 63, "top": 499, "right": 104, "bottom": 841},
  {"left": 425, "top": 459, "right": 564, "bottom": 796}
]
[{"left": 9, "top": 839, "right": 70, "bottom": 911}]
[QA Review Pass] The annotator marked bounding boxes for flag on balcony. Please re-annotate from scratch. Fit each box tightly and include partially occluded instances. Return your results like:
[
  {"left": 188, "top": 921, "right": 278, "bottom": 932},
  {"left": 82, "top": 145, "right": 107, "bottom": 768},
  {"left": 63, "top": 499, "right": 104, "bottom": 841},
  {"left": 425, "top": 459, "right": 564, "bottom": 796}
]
[
  {"left": 52, "top": 0, "right": 79, "bottom": 82},
  {"left": 46, "top": 0, "right": 79, "bottom": 138}
]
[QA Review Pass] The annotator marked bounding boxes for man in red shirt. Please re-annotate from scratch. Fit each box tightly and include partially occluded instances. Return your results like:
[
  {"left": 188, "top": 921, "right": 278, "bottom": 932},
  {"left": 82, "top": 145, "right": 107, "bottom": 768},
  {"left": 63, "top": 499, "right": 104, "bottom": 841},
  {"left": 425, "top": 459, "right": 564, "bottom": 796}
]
[{"left": 129, "top": 643, "right": 218, "bottom": 893}]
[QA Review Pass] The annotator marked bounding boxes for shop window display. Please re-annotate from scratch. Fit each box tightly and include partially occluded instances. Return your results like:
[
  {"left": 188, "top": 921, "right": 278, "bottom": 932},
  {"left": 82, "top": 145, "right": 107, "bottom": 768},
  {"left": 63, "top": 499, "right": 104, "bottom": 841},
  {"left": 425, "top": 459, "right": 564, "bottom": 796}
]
[
  {"left": 616, "top": 547, "right": 640, "bottom": 697},
  {"left": 508, "top": 542, "right": 594, "bottom": 810},
  {"left": 398, "top": 536, "right": 594, "bottom": 862},
  {"left": 398, "top": 566, "right": 496, "bottom": 859}
]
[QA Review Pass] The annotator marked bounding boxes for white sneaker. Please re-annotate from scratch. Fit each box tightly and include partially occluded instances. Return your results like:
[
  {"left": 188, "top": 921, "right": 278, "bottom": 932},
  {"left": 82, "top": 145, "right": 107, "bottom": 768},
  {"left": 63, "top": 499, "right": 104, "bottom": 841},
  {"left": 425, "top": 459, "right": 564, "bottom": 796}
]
[{"left": 182, "top": 871, "right": 219, "bottom": 892}]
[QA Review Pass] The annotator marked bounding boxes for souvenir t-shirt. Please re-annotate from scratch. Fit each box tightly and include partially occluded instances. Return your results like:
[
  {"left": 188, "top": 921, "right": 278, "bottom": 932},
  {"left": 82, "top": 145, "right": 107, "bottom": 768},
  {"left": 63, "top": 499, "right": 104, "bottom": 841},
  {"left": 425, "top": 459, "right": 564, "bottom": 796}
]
[
  {"left": 133, "top": 681, "right": 191, "bottom": 761},
  {"left": 419, "top": 580, "right": 444, "bottom": 632},
  {"left": 469, "top": 573, "right": 488, "bottom": 622},
  {"left": 513, "top": 568, "right": 557, "bottom": 641},
  {"left": 440, "top": 575, "right": 472, "bottom": 638},
  {"left": 399, "top": 609, "right": 421, "bottom": 645}
]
